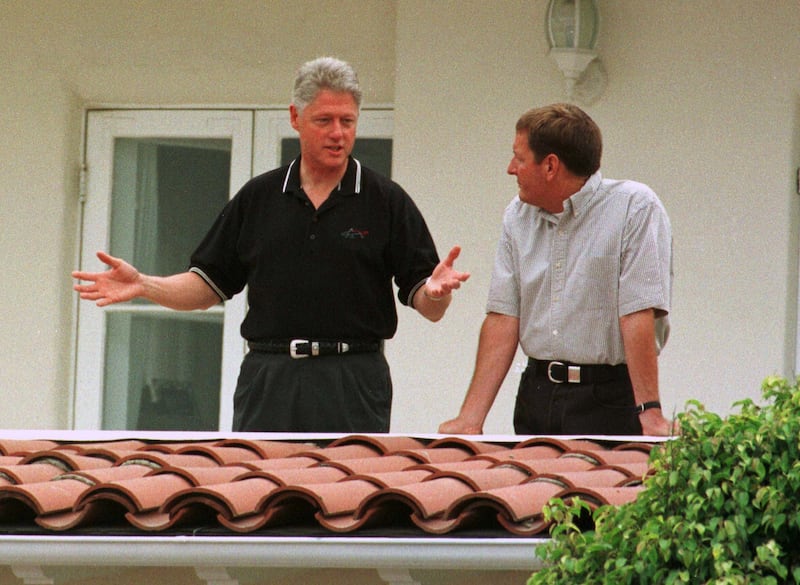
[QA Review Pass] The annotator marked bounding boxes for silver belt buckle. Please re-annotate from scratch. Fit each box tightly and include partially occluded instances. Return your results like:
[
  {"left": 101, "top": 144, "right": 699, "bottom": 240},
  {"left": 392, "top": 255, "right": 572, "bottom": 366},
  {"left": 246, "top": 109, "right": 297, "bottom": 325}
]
[
  {"left": 289, "top": 339, "right": 319, "bottom": 359},
  {"left": 547, "top": 361, "right": 581, "bottom": 383}
]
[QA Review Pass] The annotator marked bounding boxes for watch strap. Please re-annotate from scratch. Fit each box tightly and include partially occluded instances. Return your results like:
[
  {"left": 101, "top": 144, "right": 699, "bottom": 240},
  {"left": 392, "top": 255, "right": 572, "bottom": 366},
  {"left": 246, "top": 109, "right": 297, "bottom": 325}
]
[{"left": 634, "top": 400, "right": 661, "bottom": 414}]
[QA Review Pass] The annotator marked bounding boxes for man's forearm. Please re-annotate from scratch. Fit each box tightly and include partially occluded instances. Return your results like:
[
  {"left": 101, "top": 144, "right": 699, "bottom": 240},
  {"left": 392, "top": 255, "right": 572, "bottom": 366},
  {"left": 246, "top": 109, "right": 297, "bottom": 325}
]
[
  {"left": 449, "top": 313, "right": 519, "bottom": 430},
  {"left": 620, "top": 308, "right": 675, "bottom": 435},
  {"left": 141, "top": 272, "right": 221, "bottom": 311},
  {"left": 620, "top": 309, "right": 659, "bottom": 404}
]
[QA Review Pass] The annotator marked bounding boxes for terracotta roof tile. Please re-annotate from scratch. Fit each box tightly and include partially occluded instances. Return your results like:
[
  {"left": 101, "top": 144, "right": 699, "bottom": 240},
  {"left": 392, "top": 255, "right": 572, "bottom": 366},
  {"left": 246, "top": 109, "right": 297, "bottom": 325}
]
[
  {"left": 77, "top": 473, "right": 194, "bottom": 513},
  {"left": 0, "top": 477, "right": 92, "bottom": 516},
  {"left": 240, "top": 456, "right": 319, "bottom": 471},
  {"left": 426, "top": 437, "right": 510, "bottom": 455},
  {"left": 561, "top": 448, "right": 651, "bottom": 466},
  {"left": 0, "top": 433, "right": 661, "bottom": 538},
  {"left": 323, "top": 454, "right": 419, "bottom": 474},
  {"left": 213, "top": 438, "right": 317, "bottom": 458},
  {"left": 560, "top": 485, "right": 646, "bottom": 508},
  {"left": 261, "top": 478, "right": 379, "bottom": 517},
  {"left": 612, "top": 441, "right": 655, "bottom": 454},
  {"left": 164, "top": 476, "right": 281, "bottom": 521},
  {"left": 499, "top": 455, "right": 597, "bottom": 476},
  {"left": 0, "top": 456, "right": 24, "bottom": 467},
  {"left": 600, "top": 461, "right": 652, "bottom": 481},
  {"left": 292, "top": 444, "right": 383, "bottom": 462},
  {"left": 0, "top": 439, "right": 59, "bottom": 456},
  {"left": 55, "top": 439, "right": 149, "bottom": 454},
  {"left": 531, "top": 467, "right": 632, "bottom": 489},
  {"left": 433, "top": 480, "right": 566, "bottom": 536},
  {"left": 476, "top": 444, "right": 563, "bottom": 463},
  {"left": 391, "top": 447, "right": 474, "bottom": 464},
  {"left": 64, "top": 464, "right": 154, "bottom": 484},
  {"left": 115, "top": 452, "right": 220, "bottom": 469},
  {"left": 136, "top": 441, "right": 219, "bottom": 454},
  {"left": 20, "top": 451, "right": 115, "bottom": 471},
  {"left": 363, "top": 476, "right": 476, "bottom": 520},
  {"left": 408, "top": 459, "right": 495, "bottom": 473},
  {"left": 426, "top": 466, "right": 530, "bottom": 491},
  {"left": 328, "top": 434, "right": 427, "bottom": 453},
  {"left": 242, "top": 465, "right": 348, "bottom": 486},
  {"left": 174, "top": 444, "right": 264, "bottom": 465},
  {"left": 152, "top": 465, "right": 250, "bottom": 486},
  {"left": 0, "top": 463, "right": 65, "bottom": 485},
  {"left": 346, "top": 469, "right": 433, "bottom": 488},
  {"left": 515, "top": 437, "right": 603, "bottom": 451}
]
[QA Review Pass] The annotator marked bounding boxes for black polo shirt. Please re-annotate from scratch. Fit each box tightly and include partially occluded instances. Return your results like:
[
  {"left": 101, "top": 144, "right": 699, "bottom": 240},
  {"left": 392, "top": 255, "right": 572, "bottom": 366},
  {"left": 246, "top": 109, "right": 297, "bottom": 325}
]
[{"left": 189, "top": 156, "right": 440, "bottom": 342}]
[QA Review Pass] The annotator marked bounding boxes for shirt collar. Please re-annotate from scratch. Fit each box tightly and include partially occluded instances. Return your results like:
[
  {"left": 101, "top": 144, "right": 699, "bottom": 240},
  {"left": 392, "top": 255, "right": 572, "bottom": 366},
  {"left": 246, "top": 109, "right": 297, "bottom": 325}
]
[
  {"left": 281, "top": 156, "right": 363, "bottom": 195},
  {"left": 564, "top": 171, "right": 602, "bottom": 217}
]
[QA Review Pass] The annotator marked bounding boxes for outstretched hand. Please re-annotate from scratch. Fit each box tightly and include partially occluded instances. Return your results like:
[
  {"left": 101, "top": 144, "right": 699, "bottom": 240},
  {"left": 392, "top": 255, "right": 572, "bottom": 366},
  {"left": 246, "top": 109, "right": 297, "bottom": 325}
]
[
  {"left": 426, "top": 246, "right": 470, "bottom": 298},
  {"left": 72, "top": 251, "right": 143, "bottom": 307}
]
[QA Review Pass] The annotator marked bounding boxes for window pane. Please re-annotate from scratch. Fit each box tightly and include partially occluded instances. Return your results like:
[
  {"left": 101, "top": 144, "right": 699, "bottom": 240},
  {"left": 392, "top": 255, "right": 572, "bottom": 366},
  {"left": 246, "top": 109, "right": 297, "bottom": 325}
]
[
  {"left": 109, "top": 138, "right": 231, "bottom": 275},
  {"left": 104, "top": 312, "right": 222, "bottom": 430},
  {"left": 103, "top": 138, "right": 231, "bottom": 430}
]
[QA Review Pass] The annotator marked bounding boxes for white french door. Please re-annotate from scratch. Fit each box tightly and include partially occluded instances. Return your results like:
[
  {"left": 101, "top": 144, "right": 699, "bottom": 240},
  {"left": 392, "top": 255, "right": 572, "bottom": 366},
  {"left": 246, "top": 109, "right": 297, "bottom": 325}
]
[
  {"left": 73, "top": 108, "right": 393, "bottom": 432},
  {"left": 75, "top": 110, "right": 252, "bottom": 431}
]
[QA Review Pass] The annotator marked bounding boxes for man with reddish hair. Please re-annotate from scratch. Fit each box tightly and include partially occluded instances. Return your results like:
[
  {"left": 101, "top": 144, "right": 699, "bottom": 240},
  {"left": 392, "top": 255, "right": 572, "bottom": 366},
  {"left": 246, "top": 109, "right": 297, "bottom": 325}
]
[{"left": 440, "top": 104, "right": 672, "bottom": 437}]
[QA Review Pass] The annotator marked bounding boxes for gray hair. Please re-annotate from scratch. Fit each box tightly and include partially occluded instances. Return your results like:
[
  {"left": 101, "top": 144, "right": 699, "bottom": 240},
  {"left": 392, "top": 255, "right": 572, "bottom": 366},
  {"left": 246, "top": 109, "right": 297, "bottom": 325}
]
[{"left": 292, "top": 57, "right": 362, "bottom": 114}]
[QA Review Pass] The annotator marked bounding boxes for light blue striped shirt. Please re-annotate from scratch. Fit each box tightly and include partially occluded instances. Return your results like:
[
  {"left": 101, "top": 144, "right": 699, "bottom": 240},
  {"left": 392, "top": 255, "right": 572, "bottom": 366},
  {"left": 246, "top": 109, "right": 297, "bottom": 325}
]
[{"left": 487, "top": 171, "right": 672, "bottom": 365}]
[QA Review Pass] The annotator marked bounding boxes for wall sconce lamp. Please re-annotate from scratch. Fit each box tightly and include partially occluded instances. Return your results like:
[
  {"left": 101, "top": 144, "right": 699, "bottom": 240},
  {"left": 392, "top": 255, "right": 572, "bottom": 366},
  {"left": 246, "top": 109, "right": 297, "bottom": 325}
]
[{"left": 546, "top": 0, "right": 604, "bottom": 102}]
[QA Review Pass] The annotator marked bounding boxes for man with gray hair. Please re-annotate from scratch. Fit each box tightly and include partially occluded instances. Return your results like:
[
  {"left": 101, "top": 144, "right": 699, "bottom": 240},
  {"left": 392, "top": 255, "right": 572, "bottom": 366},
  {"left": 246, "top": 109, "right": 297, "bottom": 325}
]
[{"left": 74, "top": 57, "right": 469, "bottom": 433}]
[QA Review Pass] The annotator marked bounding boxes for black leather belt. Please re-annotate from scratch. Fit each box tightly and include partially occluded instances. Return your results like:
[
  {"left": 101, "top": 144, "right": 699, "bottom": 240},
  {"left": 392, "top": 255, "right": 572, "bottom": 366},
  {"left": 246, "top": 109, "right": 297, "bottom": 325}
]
[
  {"left": 248, "top": 339, "right": 382, "bottom": 359},
  {"left": 528, "top": 358, "right": 629, "bottom": 384}
]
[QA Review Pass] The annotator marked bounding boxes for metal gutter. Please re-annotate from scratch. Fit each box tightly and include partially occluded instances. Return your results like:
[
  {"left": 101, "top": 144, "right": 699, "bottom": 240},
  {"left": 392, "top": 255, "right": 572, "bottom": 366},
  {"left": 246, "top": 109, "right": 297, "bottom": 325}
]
[{"left": 0, "top": 535, "right": 544, "bottom": 571}]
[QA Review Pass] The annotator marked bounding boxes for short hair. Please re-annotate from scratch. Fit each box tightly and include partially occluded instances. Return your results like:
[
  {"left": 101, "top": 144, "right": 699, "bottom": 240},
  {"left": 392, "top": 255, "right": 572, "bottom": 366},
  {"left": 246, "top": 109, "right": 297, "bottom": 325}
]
[
  {"left": 292, "top": 57, "right": 362, "bottom": 114},
  {"left": 515, "top": 103, "right": 602, "bottom": 177}
]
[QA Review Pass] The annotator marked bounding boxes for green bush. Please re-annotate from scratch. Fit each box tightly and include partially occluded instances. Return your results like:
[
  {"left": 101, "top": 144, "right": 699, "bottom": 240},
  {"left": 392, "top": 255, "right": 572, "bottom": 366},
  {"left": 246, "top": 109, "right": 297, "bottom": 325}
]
[{"left": 529, "top": 375, "right": 800, "bottom": 584}]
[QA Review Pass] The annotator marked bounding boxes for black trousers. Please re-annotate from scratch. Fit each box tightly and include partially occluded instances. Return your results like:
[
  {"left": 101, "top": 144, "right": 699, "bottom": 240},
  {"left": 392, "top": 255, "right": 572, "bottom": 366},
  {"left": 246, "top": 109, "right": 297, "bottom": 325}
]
[
  {"left": 232, "top": 350, "right": 392, "bottom": 433},
  {"left": 513, "top": 363, "right": 642, "bottom": 435}
]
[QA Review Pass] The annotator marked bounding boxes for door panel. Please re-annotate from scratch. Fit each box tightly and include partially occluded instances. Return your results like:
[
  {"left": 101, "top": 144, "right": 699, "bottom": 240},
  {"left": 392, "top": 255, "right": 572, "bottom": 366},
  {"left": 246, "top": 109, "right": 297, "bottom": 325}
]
[{"left": 75, "top": 111, "right": 252, "bottom": 430}]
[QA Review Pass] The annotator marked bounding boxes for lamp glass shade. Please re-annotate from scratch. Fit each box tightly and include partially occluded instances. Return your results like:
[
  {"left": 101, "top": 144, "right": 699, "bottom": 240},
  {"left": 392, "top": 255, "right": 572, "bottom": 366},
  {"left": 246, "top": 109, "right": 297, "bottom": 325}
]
[{"left": 546, "top": 0, "right": 598, "bottom": 50}]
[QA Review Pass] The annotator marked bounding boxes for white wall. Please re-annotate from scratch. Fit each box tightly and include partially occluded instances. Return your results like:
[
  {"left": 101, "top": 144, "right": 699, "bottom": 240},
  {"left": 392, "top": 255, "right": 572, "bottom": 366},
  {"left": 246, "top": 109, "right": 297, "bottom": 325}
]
[
  {"left": 594, "top": 1, "right": 800, "bottom": 424},
  {"left": 0, "top": 65, "right": 80, "bottom": 428},
  {"left": 1, "top": 1, "right": 799, "bottom": 432}
]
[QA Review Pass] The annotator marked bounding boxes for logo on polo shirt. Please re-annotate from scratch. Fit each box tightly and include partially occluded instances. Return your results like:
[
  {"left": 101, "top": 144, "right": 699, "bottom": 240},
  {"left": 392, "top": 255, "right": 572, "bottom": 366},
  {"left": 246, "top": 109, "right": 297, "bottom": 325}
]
[{"left": 341, "top": 228, "right": 369, "bottom": 239}]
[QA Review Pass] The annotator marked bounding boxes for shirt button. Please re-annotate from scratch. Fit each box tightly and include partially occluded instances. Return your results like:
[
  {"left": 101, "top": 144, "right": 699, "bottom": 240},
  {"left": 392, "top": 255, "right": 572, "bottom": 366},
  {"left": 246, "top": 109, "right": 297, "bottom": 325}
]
[
  {"left": 310, "top": 234, "right": 316, "bottom": 240},
  {"left": 552, "top": 329, "right": 558, "bottom": 336}
]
